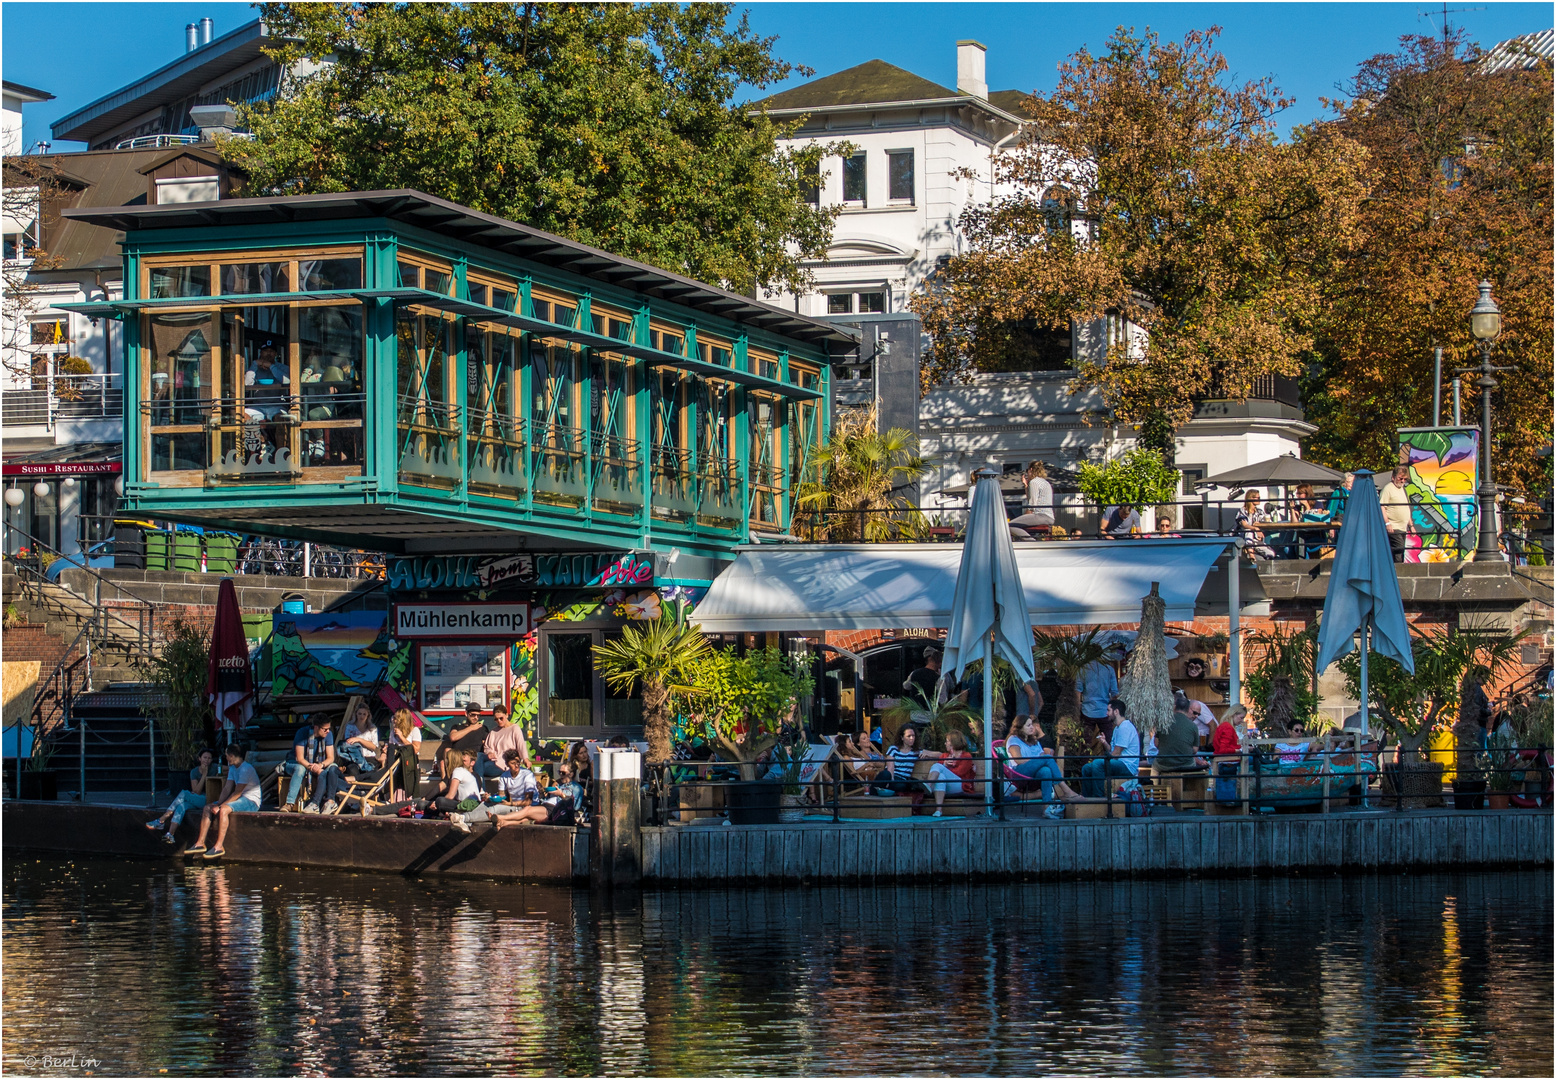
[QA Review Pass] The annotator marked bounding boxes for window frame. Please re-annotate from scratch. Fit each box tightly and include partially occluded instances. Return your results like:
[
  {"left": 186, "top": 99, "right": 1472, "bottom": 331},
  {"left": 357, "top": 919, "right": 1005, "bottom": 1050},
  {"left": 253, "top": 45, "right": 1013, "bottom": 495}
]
[
  {"left": 886, "top": 148, "right": 915, "bottom": 204},
  {"left": 537, "top": 624, "right": 644, "bottom": 739},
  {"left": 842, "top": 151, "right": 868, "bottom": 206}
]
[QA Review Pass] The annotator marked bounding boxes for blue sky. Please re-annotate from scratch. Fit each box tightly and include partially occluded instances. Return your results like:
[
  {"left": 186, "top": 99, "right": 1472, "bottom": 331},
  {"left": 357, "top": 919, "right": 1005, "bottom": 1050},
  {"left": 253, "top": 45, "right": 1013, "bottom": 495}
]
[{"left": 4, "top": 1, "right": 1551, "bottom": 149}]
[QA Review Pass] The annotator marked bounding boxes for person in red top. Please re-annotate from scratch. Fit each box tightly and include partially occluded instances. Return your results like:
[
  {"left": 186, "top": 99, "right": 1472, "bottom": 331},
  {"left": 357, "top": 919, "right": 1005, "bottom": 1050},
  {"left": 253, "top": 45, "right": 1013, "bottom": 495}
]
[
  {"left": 923, "top": 730, "right": 977, "bottom": 816},
  {"left": 1211, "top": 704, "right": 1247, "bottom": 756}
]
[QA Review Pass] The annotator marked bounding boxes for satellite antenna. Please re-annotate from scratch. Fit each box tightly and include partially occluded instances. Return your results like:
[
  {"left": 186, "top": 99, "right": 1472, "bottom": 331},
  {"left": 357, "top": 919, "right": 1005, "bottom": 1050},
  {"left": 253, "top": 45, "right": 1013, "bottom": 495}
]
[{"left": 1419, "top": 2, "right": 1486, "bottom": 44}]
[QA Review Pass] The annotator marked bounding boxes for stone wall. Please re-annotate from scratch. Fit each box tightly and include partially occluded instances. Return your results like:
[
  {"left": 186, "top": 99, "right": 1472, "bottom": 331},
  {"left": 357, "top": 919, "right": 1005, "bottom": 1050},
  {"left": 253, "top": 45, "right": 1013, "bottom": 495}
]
[{"left": 58, "top": 567, "right": 387, "bottom": 616}]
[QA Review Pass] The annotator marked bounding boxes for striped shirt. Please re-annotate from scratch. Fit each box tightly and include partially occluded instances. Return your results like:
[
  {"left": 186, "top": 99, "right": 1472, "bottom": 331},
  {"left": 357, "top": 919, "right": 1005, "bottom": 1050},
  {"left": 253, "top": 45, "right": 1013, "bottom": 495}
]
[{"left": 887, "top": 746, "right": 920, "bottom": 781}]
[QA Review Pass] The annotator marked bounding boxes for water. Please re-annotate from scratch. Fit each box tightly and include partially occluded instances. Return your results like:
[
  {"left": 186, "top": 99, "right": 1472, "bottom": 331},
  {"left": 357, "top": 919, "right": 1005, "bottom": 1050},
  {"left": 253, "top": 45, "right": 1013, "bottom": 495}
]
[{"left": 3, "top": 858, "right": 1551, "bottom": 1077}]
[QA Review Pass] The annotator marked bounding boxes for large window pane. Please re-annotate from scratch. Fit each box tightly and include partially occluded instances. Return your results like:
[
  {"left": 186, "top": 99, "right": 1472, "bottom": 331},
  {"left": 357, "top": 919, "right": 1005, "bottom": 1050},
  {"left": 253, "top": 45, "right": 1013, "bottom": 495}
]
[
  {"left": 299, "top": 258, "right": 362, "bottom": 291},
  {"left": 149, "top": 264, "right": 210, "bottom": 299},
  {"left": 298, "top": 306, "right": 365, "bottom": 469},
  {"left": 146, "top": 311, "right": 214, "bottom": 470},
  {"left": 221, "top": 261, "right": 289, "bottom": 295},
  {"left": 547, "top": 633, "right": 596, "bottom": 728},
  {"left": 888, "top": 150, "right": 914, "bottom": 202},
  {"left": 843, "top": 152, "right": 867, "bottom": 204}
]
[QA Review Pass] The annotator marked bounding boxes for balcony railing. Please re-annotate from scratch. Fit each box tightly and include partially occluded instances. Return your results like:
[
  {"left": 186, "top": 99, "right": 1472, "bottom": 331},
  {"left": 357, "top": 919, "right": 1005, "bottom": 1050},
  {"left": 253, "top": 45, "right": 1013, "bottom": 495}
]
[{"left": 2, "top": 374, "right": 123, "bottom": 429}]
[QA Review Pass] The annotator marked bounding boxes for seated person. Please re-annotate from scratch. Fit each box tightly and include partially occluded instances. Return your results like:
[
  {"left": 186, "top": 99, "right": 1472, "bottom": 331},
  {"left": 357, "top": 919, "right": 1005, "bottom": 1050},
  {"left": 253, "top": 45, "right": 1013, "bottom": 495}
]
[
  {"left": 184, "top": 744, "right": 262, "bottom": 859},
  {"left": 1211, "top": 705, "right": 1248, "bottom": 757},
  {"left": 1275, "top": 724, "right": 1314, "bottom": 764},
  {"left": 922, "top": 730, "right": 977, "bottom": 815},
  {"left": 1080, "top": 698, "right": 1141, "bottom": 797},
  {"left": 492, "top": 784, "right": 578, "bottom": 829},
  {"left": 422, "top": 747, "right": 480, "bottom": 819},
  {"left": 280, "top": 715, "right": 345, "bottom": 813},
  {"left": 1004, "top": 715, "right": 1081, "bottom": 803},
  {"left": 1155, "top": 702, "right": 1209, "bottom": 773},
  {"left": 447, "top": 702, "right": 498, "bottom": 779},
  {"left": 875, "top": 726, "right": 928, "bottom": 795},
  {"left": 336, "top": 704, "right": 381, "bottom": 775},
  {"left": 146, "top": 747, "right": 216, "bottom": 843},
  {"left": 449, "top": 749, "right": 537, "bottom": 832},
  {"left": 841, "top": 729, "right": 886, "bottom": 784}
]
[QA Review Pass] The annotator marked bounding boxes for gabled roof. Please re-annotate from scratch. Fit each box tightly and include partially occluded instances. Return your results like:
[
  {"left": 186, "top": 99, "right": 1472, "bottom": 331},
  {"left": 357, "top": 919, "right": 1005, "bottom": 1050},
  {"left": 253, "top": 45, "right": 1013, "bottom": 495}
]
[
  {"left": 987, "top": 89, "right": 1034, "bottom": 117},
  {"left": 760, "top": 59, "right": 956, "bottom": 111},
  {"left": 135, "top": 146, "right": 231, "bottom": 176}
]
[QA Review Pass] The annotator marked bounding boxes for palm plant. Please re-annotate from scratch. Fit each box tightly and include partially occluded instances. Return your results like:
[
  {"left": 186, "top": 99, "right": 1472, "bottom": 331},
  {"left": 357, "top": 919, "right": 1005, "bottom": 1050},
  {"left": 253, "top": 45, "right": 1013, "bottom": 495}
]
[
  {"left": 1338, "top": 627, "right": 1526, "bottom": 763},
  {"left": 792, "top": 410, "right": 931, "bottom": 541},
  {"left": 1033, "top": 628, "right": 1111, "bottom": 726},
  {"left": 592, "top": 611, "right": 711, "bottom": 763},
  {"left": 139, "top": 618, "right": 215, "bottom": 770},
  {"left": 1245, "top": 623, "right": 1320, "bottom": 735}
]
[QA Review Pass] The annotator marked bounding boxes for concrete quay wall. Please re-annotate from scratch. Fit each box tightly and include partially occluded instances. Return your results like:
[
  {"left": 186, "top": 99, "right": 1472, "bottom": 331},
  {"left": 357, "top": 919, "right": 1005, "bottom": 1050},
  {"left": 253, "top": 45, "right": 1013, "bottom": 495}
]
[{"left": 641, "top": 810, "right": 1553, "bottom": 886}]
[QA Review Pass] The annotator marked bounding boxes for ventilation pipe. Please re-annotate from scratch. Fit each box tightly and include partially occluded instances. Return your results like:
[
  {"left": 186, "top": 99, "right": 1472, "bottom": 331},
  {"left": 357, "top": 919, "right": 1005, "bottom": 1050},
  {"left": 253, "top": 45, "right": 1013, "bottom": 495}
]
[
  {"left": 199, "top": 17, "right": 213, "bottom": 45},
  {"left": 186, "top": 23, "right": 199, "bottom": 52}
]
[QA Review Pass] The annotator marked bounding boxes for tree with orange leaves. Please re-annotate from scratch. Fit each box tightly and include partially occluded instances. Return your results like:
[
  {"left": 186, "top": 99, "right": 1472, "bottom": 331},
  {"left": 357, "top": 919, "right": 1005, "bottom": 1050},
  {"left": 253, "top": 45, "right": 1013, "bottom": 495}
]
[
  {"left": 1302, "top": 33, "right": 1553, "bottom": 500},
  {"left": 911, "top": 27, "right": 1369, "bottom": 458}
]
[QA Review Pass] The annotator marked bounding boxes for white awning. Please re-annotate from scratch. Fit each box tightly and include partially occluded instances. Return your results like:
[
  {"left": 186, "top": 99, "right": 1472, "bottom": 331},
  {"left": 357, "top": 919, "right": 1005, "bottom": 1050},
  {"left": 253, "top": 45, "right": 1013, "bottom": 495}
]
[{"left": 691, "top": 539, "right": 1231, "bottom": 633}]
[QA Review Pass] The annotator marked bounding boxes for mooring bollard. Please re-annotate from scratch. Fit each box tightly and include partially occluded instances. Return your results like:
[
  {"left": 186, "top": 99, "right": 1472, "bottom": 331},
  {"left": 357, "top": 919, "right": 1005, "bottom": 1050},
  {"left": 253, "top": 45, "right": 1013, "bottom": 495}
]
[{"left": 591, "top": 749, "right": 642, "bottom": 888}]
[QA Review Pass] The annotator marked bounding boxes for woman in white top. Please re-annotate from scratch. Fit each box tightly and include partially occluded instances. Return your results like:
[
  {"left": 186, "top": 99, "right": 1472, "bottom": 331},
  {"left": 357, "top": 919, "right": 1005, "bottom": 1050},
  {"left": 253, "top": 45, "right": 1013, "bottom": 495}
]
[
  {"left": 424, "top": 747, "right": 479, "bottom": 817},
  {"left": 1011, "top": 461, "right": 1056, "bottom": 530}
]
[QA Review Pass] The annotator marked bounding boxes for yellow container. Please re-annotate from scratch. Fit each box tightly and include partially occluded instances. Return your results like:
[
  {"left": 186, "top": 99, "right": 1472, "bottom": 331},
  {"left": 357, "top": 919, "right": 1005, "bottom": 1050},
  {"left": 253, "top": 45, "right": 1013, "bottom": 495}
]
[{"left": 1427, "top": 726, "right": 1457, "bottom": 784}]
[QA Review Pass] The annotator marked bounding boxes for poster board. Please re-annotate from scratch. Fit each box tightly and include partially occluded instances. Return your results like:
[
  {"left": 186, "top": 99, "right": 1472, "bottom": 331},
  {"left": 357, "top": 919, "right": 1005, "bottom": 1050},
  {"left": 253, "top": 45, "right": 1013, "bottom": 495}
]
[
  {"left": 1396, "top": 427, "right": 1480, "bottom": 562},
  {"left": 418, "top": 643, "right": 509, "bottom": 714}
]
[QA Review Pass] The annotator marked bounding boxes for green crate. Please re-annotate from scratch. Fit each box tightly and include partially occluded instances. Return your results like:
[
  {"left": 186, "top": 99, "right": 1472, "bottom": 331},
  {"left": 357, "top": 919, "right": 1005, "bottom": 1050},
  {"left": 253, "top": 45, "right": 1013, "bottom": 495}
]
[{"left": 173, "top": 533, "right": 201, "bottom": 572}]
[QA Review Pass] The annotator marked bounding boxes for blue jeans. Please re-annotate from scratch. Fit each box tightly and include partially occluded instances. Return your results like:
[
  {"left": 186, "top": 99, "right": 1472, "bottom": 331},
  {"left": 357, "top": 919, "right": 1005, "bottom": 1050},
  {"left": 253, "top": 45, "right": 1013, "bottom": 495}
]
[
  {"left": 1012, "top": 755, "right": 1064, "bottom": 802},
  {"left": 283, "top": 761, "right": 345, "bottom": 806},
  {"left": 1080, "top": 756, "right": 1135, "bottom": 798},
  {"left": 164, "top": 789, "right": 206, "bottom": 828},
  {"left": 472, "top": 755, "right": 504, "bottom": 783},
  {"left": 336, "top": 743, "right": 375, "bottom": 774}
]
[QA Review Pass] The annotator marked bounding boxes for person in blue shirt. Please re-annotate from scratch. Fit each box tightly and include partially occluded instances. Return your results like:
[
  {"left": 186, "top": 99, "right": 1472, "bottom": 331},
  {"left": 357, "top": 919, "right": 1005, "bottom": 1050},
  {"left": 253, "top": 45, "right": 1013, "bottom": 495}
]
[
  {"left": 1077, "top": 656, "right": 1119, "bottom": 741},
  {"left": 280, "top": 715, "right": 345, "bottom": 813},
  {"left": 1080, "top": 697, "right": 1141, "bottom": 797}
]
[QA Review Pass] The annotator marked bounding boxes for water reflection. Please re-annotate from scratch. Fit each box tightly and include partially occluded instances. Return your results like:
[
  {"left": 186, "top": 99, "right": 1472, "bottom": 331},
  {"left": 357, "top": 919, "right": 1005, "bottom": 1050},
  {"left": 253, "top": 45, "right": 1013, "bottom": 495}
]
[{"left": 3, "top": 859, "right": 1550, "bottom": 1076}]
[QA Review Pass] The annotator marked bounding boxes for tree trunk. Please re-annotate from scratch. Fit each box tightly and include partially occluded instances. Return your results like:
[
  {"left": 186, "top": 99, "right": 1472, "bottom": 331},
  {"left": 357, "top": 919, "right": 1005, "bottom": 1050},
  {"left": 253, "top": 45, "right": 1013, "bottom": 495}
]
[{"left": 642, "top": 680, "right": 671, "bottom": 764}]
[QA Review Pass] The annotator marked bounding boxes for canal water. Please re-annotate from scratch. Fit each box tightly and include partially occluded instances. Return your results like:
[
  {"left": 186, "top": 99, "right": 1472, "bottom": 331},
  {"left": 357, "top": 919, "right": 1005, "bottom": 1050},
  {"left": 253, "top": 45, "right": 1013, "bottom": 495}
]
[{"left": 3, "top": 858, "right": 1551, "bottom": 1076}]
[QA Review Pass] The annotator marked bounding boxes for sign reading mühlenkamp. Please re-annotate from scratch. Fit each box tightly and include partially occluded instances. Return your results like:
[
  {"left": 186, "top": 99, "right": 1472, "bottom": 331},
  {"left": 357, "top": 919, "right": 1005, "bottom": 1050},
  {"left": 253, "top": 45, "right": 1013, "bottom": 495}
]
[{"left": 391, "top": 603, "right": 532, "bottom": 639}]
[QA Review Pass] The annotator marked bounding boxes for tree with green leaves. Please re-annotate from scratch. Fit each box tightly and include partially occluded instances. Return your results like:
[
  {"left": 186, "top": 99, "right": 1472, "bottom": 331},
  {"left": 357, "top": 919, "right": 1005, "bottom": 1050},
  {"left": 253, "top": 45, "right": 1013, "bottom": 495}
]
[
  {"left": 1075, "top": 449, "right": 1181, "bottom": 513},
  {"left": 683, "top": 646, "right": 814, "bottom": 777},
  {"left": 592, "top": 610, "right": 710, "bottom": 763},
  {"left": 230, "top": 2, "right": 841, "bottom": 294},
  {"left": 793, "top": 410, "right": 931, "bottom": 541}
]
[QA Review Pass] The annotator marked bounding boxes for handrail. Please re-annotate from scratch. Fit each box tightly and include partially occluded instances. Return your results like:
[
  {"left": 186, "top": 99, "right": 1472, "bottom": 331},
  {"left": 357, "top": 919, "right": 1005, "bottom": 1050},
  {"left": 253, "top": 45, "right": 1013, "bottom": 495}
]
[{"left": 4, "top": 522, "right": 164, "bottom": 660}]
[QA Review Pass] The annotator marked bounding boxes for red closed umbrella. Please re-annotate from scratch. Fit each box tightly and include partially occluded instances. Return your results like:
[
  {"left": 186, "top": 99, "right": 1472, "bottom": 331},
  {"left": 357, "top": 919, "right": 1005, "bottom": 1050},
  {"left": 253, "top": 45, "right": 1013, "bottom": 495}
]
[{"left": 206, "top": 577, "right": 254, "bottom": 739}]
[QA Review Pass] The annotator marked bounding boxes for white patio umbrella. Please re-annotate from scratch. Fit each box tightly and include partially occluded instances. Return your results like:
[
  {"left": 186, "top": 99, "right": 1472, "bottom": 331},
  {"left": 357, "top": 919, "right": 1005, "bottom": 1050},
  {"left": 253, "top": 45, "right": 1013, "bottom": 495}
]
[
  {"left": 1315, "top": 469, "right": 1415, "bottom": 734},
  {"left": 942, "top": 468, "right": 1036, "bottom": 809}
]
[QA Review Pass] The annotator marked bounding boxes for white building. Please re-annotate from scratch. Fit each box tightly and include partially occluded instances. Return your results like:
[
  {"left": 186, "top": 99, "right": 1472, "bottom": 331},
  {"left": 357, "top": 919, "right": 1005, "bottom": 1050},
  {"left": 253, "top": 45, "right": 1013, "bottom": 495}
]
[{"left": 764, "top": 42, "right": 1313, "bottom": 517}]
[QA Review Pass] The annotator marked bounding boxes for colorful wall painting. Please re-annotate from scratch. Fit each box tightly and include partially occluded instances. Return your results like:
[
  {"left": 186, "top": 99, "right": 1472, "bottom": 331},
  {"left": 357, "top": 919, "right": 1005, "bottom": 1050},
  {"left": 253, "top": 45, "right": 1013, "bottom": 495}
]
[
  {"left": 270, "top": 611, "right": 395, "bottom": 697},
  {"left": 1397, "top": 427, "right": 1480, "bottom": 563}
]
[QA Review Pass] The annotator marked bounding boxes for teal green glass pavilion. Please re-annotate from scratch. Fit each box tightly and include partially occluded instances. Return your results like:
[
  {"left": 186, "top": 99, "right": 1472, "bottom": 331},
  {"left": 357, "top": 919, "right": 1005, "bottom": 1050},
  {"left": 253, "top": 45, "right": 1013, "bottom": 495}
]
[{"left": 62, "top": 190, "right": 849, "bottom": 563}]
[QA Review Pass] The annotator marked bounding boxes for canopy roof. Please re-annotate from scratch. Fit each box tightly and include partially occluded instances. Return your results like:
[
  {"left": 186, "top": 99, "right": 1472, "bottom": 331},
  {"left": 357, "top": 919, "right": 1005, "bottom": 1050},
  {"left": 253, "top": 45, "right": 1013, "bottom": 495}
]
[
  {"left": 691, "top": 539, "right": 1230, "bottom": 633},
  {"left": 1195, "top": 453, "right": 1344, "bottom": 491}
]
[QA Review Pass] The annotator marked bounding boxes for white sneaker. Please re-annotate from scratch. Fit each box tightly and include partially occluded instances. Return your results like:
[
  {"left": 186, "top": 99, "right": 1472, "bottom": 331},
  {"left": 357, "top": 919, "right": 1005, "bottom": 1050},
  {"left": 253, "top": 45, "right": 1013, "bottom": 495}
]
[
  {"left": 321, "top": 800, "right": 337, "bottom": 815},
  {"left": 300, "top": 803, "right": 320, "bottom": 814},
  {"left": 931, "top": 810, "right": 943, "bottom": 818},
  {"left": 449, "top": 813, "right": 471, "bottom": 834}
]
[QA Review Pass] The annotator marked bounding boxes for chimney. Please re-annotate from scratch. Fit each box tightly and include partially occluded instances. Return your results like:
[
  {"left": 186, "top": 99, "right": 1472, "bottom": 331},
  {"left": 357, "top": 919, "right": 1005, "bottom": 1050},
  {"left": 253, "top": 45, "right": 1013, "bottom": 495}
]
[
  {"left": 957, "top": 40, "right": 988, "bottom": 100},
  {"left": 186, "top": 23, "right": 199, "bottom": 52},
  {"left": 199, "top": 17, "right": 214, "bottom": 45}
]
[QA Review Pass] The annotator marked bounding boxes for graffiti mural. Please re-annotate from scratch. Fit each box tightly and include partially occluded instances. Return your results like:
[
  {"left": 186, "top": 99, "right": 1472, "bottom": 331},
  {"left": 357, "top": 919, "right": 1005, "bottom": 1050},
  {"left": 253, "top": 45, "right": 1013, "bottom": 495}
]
[
  {"left": 270, "top": 612, "right": 394, "bottom": 697},
  {"left": 1397, "top": 427, "right": 1480, "bottom": 563}
]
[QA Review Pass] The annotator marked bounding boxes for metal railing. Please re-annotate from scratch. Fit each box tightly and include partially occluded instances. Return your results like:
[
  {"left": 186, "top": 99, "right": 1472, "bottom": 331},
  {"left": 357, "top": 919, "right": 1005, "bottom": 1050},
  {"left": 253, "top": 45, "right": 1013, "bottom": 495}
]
[
  {"left": 635, "top": 742, "right": 1554, "bottom": 824},
  {"left": 1, "top": 374, "right": 122, "bottom": 428}
]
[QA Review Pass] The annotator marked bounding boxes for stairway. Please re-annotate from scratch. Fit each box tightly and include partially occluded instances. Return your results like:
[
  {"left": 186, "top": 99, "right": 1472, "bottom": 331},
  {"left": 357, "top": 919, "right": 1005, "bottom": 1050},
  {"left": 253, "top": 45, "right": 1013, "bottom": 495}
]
[
  {"left": 30, "top": 690, "right": 169, "bottom": 803},
  {"left": 2, "top": 568, "right": 154, "bottom": 689}
]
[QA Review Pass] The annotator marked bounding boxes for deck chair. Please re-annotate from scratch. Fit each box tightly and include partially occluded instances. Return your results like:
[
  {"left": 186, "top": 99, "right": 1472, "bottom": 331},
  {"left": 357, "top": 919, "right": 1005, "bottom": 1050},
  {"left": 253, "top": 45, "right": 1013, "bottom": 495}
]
[
  {"left": 834, "top": 736, "right": 886, "bottom": 795},
  {"left": 332, "top": 763, "right": 397, "bottom": 817}
]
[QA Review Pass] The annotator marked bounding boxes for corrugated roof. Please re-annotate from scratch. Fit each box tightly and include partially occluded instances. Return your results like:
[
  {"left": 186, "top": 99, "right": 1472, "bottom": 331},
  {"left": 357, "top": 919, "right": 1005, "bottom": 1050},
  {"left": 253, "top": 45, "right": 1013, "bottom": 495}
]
[
  {"left": 1480, "top": 29, "right": 1555, "bottom": 74},
  {"left": 760, "top": 59, "right": 957, "bottom": 111},
  {"left": 61, "top": 189, "right": 858, "bottom": 349}
]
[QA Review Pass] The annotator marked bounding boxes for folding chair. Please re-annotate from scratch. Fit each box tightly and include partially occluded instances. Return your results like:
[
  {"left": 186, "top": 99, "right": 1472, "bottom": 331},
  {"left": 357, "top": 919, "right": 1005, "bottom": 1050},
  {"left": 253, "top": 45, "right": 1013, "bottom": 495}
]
[{"left": 332, "top": 764, "right": 397, "bottom": 817}]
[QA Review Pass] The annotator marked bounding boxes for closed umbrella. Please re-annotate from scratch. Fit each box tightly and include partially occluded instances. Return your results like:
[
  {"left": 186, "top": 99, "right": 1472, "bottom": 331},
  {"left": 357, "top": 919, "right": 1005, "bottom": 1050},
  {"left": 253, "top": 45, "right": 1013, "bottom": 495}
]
[
  {"left": 943, "top": 469, "right": 1036, "bottom": 809},
  {"left": 206, "top": 577, "right": 254, "bottom": 743},
  {"left": 1315, "top": 470, "right": 1414, "bottom": 735}
]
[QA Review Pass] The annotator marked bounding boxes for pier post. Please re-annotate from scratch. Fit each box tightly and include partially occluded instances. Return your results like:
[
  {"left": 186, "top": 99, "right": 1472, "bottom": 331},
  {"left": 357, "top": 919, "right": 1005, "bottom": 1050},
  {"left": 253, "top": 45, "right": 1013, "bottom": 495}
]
[{"left": 591, "top": 749, "right": 642, "bottom": 888}]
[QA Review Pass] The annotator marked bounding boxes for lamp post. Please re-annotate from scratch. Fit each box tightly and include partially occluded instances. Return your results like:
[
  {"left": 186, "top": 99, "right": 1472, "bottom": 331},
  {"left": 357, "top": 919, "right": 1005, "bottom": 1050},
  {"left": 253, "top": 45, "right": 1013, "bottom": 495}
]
[{"left": 1462, "top": 280, "right": 1506, "bottom": 562}]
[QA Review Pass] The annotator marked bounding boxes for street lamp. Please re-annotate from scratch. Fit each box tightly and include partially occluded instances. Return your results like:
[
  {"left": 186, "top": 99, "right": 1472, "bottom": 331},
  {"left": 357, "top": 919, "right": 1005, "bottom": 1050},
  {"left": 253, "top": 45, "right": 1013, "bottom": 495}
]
[{"left": 1462, "top": 280, "right": 1508, "bottom": 562}]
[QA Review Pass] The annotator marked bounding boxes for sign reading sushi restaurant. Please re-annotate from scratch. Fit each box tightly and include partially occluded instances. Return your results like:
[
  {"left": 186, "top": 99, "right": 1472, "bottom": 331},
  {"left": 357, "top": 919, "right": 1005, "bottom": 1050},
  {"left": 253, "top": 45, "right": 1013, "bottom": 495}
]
[
  {"left": 392, "top": 602, "right": 532, "bottom": 639},
  {"left": 387, "top": 551, "right": 653, "bottom": 592}
]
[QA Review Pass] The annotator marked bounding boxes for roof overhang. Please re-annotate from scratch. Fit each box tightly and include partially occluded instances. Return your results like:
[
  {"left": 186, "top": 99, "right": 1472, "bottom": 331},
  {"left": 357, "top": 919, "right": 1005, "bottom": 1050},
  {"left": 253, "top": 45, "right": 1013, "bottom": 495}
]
[
  {"left": 60, "top": 189, "right": 859, "bottom": 351},
  {"left": 690, "top": 539, "right": 1233, "bottom": 632},
  {"left": 763, "top": 94, "right": 1028, "bottom": 126},
  {"left": 50, "top": 20, "right": 275, "bottom": 145}
]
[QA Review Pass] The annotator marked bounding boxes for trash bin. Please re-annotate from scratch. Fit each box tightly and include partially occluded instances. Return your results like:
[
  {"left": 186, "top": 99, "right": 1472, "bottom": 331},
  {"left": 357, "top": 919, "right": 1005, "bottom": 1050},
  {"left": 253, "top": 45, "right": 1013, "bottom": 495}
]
[
  {"left": 173, "top": 532, "right": 201, "bottom": 572},
  {"left": 113, "top": 522, "right": 145, "bottom": 570},
  {"left": 145, "top": 530, "right": 170, "bottom": 571},
  {"left": 205, "top": 534, "right": 238, "bottom": 575}
]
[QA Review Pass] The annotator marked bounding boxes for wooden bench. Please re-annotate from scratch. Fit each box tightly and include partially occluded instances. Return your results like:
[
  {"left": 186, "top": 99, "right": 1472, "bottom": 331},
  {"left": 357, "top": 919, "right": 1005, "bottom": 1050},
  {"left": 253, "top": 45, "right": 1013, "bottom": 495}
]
[
  {"left": 1156, "top": 770, "right": 1209, "bottom": 810},
  {"left": 1064, "top": 797, "right": 1124, "bottom": 819}
]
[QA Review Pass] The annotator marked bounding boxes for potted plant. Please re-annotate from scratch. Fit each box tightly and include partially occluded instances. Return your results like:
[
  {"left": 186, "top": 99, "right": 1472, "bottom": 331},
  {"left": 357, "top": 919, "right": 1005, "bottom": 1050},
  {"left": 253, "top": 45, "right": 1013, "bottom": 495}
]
[
  {"left": 1486, "top": 728, "right": 1517, "bottom": 809},
  {"left": 770, "top": 741, "right": 808, "bottom": 823},
  {"left": 20, "top": 724, "right": 58, "bottom": 801},
  {"left": 140, "top": 618, "right": 216, "bottom": 797},
  {"left": 1339, "top": 628, "right": 1524, "bottom": 809}
]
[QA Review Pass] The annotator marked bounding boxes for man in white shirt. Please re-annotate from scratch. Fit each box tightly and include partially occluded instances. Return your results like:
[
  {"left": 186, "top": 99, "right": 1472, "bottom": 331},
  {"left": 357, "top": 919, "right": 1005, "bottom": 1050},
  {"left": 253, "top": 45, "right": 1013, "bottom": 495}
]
[
  {"left": 1379, "top": 466, "right": 1412, "bottom": 562},
  {"left": 1080, "top": 697, "right": 1140, "bottom": 797}
]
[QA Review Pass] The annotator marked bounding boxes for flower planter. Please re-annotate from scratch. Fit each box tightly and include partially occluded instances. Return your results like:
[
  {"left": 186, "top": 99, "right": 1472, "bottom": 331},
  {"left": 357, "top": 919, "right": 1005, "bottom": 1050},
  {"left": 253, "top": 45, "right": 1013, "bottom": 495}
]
[
  {"left": 725, "top": 780, "right": 781, "bottom": 825},
  {"left": 778, "top": 792, "right": 806, "bottom": 824},
  {"left": 1488, "top": 791, "right": 1511, "bottom": 810}
]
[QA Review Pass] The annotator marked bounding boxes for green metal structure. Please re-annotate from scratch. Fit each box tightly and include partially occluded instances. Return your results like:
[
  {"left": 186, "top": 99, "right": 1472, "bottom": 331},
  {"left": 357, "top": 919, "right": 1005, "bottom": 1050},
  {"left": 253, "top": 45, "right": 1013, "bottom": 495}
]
[{"left": 62, "top": 190, "right": 848, "bottom": 561}]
